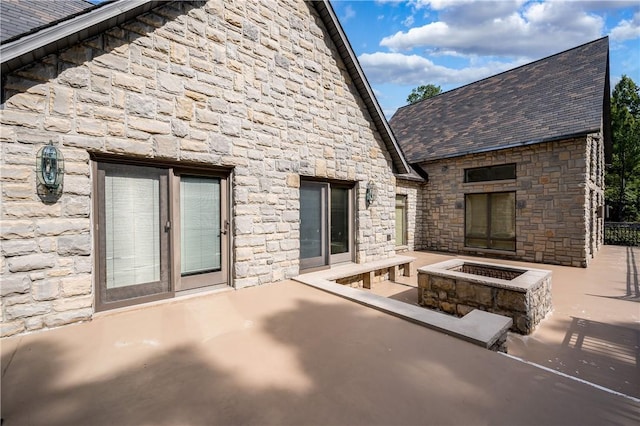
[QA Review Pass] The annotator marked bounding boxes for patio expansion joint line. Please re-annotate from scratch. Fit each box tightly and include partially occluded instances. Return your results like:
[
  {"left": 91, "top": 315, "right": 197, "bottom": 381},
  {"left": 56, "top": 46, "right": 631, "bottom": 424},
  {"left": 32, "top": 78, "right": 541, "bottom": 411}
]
[
  {"left": 501, "top": 352, "right": 640, "bottom": 403},
  {"left": 293, "top": 261, "right": 512, "bottom": 350}
]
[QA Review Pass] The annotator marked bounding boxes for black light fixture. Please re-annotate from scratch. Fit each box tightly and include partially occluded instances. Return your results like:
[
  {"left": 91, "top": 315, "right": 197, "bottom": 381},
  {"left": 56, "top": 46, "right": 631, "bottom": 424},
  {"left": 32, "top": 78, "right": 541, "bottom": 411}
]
[
  {"left": 36, "top": 142, "right": 64, "bottom": 192},
  {"left": 365, "top": 181, "right": 376, "bottom": 207}
]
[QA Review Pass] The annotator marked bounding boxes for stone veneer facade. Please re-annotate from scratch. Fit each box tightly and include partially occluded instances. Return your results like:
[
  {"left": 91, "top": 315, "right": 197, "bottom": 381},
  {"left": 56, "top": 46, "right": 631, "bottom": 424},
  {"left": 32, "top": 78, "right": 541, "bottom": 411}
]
[
  {"left": 414, "top": 135, "right": 605, "bottom": 267},
  {"left": 0, "top": 0, "right": 400, "bottom": 336}
]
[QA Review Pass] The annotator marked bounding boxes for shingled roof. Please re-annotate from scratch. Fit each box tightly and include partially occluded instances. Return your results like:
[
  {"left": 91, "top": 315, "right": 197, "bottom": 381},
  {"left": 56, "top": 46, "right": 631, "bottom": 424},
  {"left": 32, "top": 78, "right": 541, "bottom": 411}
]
[
  {"left": 0, "top": 0, "right": 96, "bottom": 43},
  {"left": 390, "top": 37, "right": 611, "bottom": 164}
]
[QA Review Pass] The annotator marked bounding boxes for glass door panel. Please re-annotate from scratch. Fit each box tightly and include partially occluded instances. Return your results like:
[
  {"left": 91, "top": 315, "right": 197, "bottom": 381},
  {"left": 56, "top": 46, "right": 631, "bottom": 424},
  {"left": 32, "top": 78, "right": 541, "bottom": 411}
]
[
  {"left": 330, "top": 186, "right": 352, "bottom": 264},
  {"left": 465, "top": 193, "right": 488, "bottom": 248},
  {"left": 105, "top": 173, "right": 160, "bottom": 287},
  {"left": 300, "top": 182, "right": 327, "bottom": 269},
  {"left": 181, "top": 176, "right": 221, "bottom": 274},
  {"left": 330, "top": 188, "right": 349, "bottom": 254},
  {"left": 177, "top": 175, "right": 227, "bottom": 291},
  {"left": 97, "top": 163, "right": 170, "bottom": 309}
]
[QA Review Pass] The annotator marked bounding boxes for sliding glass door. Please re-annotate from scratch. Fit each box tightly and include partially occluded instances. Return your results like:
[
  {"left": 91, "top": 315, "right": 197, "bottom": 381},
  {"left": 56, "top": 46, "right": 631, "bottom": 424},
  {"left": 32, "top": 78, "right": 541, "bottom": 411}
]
[
  {"left": 300, "top": 181, "right": 353, "bottom": 270},
  {"left": 95, "top": 162, "right": 228, "bottom": 311}
]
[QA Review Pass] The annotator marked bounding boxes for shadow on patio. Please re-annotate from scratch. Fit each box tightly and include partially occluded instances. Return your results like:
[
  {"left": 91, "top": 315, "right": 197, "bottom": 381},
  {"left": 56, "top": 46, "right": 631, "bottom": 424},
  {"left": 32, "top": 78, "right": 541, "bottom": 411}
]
[
  {"left": 367, "top": 245, "right": 640, "bottom": 399},
  {"left": 2, "top": 279, "right": 639, "bottom": 425}
]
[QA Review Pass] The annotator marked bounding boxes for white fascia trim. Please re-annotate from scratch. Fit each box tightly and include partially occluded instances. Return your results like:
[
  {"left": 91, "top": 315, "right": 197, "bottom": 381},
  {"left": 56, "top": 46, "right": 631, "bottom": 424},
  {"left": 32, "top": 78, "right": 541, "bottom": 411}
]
[{"left": 0, "top": 0, "right": 151, "bottom": 63}]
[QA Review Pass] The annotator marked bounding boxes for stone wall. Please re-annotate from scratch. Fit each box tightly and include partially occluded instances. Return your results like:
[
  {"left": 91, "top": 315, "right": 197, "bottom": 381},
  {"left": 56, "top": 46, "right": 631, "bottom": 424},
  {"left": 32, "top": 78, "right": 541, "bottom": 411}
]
[
  {"left": 0, "top": 0, "right": 398, "bottom": 336},
  {"left": 416, "top": 136, "right": 605, "bottom": 267},
  {"left": 585, "top": 132, "right": 605, "bottom": 260}
]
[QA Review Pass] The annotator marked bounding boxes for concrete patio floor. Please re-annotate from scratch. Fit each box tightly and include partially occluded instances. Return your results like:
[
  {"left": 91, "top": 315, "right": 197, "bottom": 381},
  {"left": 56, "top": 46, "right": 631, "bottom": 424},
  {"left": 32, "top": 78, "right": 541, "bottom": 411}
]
[
  {"left": 1, "top": 246, "right": 639, "bottom": 425},
  {"left": 373, "top": 245, "right": 640, "bottom": 400}
]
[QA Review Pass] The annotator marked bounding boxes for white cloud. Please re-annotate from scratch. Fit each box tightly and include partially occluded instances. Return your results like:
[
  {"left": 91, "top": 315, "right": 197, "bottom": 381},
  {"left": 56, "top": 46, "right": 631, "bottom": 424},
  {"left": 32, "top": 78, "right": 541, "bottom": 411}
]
[
  {"left": 403, "top": 15, "right": 415, "bottom": 27},
  {"left": 341, "top": 5, "right": 356, "bottom": 23},
  {"left": 380, "top": 0, "right": 603, "bottom": 58},
  {"left": 358, "top": 51, "right": 526, "bottom": 86},
  {"left": 610, "top": 11, "right": 640, "bottom": 41},
  {"left": 410, "top": 0, "right": 476, "bottom": 10}
]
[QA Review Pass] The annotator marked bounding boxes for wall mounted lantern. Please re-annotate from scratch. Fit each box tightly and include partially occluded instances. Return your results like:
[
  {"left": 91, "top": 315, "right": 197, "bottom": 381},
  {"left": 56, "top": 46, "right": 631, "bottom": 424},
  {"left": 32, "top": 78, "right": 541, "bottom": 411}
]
[
  {"left": 36, "top": 142, "right": 64, "bottom": 192},
  {"left": 365, "top": 181, "right": 376, "bottom": 207}
]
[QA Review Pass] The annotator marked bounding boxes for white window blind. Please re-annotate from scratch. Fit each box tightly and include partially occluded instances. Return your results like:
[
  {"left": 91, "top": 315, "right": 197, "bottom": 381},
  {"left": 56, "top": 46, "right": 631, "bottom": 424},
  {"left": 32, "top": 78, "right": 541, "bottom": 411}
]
[
  {"left": 180, "top": 176, "right": 221, "bottom": 275},
  {"left": 105, "top": 174, "right": 160, "bottom": 288}
]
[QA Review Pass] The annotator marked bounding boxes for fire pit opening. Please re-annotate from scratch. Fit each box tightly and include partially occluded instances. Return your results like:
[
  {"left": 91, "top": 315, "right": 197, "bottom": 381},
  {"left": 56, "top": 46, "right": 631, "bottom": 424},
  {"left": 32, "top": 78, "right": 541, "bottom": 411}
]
[{"left": 450, "top": 263, "right": 525, "bottom": 281}]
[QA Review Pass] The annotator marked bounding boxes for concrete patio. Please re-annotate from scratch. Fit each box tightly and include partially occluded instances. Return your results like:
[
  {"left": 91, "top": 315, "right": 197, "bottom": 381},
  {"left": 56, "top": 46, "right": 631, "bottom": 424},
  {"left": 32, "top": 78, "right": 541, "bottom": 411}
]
[
  {"left": 1, "top": 246, "right": 639, "bottom": 425},
  {"left": 373, "top": 245, "right": 640, "bottom": 400}
]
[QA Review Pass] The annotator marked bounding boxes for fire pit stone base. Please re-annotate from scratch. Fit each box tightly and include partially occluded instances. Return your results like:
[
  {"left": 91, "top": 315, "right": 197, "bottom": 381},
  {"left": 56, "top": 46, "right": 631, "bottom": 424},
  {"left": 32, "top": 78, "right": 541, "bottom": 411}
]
[{"left": 418, "top": 259, "right": 552, "bottom": 334}]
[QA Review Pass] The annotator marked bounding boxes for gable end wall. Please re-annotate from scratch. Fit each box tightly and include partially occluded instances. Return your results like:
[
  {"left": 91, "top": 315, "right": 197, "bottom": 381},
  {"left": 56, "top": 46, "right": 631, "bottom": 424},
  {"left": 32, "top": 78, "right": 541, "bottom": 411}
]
[{"left": 0, "top": 0, "right": 398, "bottom": 337}]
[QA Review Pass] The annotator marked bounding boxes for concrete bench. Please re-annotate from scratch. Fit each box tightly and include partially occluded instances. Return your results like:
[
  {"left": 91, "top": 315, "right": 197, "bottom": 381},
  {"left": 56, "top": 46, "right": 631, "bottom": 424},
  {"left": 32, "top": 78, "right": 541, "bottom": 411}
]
[{"left": 294, "top": 256, "right": 513, "bottom": 351}]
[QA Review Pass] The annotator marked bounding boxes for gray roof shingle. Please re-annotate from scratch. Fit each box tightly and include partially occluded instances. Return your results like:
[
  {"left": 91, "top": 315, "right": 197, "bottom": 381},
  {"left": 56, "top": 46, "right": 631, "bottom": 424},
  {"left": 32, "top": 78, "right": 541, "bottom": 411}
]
[
  {"left": 1, "top": 0, "right": 96, "bottom": 43},
  {"left": 390, "top": 37, "right": 610, "bottom": 163}
]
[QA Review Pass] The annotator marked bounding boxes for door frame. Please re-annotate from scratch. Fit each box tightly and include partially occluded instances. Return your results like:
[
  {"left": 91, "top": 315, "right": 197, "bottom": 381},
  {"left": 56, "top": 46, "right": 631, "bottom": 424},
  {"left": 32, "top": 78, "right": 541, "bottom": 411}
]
[
  {"left": 93, "top": 161, "right": 173, "bottom": 312},
  {"left": 299, "top": 179, "right": 355, "bottom": 272},
  {"left": 299, "top": 181, "right": 329, "bottom": 270},
  {"left": 92, "top": 155, "right": 232, "bottom": 311},
  {"left": 329, "top": 184, "right": 354, "bottom": 265},
  {"left": 172, "top": 169, "right": 229, "bottom": 293}
]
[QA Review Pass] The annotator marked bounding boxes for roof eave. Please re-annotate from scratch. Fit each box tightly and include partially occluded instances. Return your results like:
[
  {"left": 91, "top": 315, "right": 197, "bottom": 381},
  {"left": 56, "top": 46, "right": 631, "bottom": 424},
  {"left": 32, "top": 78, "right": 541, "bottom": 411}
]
[
  {"left": 311, "top": 0, "right": 410, "bottom": 175},
  {"left": 1, "top": 0, "right": 161, "bottom": 75}
]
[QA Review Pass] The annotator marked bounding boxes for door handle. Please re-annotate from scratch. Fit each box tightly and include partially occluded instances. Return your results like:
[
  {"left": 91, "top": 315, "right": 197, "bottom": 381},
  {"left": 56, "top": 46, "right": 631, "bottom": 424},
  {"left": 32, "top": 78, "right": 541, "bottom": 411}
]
[{"left": 221, "top": 220, "right": 229, "bottom": 235}]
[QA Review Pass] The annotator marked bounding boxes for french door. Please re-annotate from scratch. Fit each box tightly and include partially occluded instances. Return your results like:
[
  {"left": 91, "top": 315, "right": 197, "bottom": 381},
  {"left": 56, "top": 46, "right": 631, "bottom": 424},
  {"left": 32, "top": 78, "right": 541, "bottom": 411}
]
[
  {"left": 299, "top": 181, "right": 353, "bottom": 270},
  {"left": 95, "top": 161, "right": 228, "bottom": 311}
]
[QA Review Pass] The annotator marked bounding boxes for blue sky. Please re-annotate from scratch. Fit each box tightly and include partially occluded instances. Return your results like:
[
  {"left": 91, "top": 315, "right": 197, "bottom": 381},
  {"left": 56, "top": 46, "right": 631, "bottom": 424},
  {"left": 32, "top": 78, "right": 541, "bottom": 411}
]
[{"left": 332, "top": 0, "right": 640, "bottom": 118}]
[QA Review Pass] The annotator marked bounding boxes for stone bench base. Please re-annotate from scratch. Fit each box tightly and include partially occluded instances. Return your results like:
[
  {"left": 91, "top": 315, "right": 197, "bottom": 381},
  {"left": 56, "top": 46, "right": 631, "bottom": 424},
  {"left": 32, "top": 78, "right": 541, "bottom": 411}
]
[{"left": 314, "top": 255, "right": 417, "bottom": 289}]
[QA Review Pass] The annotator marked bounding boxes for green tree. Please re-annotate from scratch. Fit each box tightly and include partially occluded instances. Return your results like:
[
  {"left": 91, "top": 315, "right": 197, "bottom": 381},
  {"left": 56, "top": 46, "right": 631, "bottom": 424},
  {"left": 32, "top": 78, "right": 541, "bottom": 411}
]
[
  {"left": 406, "top": 84, "right": 442, "bottom": 104},
  {"left": 606, "top": 75, "right": 640, "bottom": 222}
]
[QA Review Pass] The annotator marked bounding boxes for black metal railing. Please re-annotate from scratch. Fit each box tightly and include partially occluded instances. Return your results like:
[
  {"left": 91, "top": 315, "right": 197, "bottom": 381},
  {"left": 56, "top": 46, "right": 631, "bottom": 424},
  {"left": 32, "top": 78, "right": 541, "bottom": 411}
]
[{"left": 604, "top": 222, "right": 640, "bottom": 246}]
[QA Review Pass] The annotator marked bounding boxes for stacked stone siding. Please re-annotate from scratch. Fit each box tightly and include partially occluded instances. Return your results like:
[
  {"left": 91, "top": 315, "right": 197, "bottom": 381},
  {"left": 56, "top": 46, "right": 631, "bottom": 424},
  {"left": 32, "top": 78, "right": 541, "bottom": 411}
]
[
  {"left": 0, "top": 0, "right": 398, "bottom": 336},
  {"left": 416, "top": 136, "right": 605, "bottom": 267}
]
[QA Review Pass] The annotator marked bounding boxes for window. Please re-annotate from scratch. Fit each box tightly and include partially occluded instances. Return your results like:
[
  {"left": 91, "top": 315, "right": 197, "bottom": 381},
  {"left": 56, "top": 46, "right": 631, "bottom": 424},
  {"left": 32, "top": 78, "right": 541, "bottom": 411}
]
[
  {"left": 395, "top": 195, "right": 407, "bottom": 246},
  {"left": 464, "top": 164, "right": 516, "bottom": 183},
  {"left": 94, "top": 160, "right": 228, "bottom": 311},
  {"left": 465, "top": 192, "right": 516, "bottom": 251}
]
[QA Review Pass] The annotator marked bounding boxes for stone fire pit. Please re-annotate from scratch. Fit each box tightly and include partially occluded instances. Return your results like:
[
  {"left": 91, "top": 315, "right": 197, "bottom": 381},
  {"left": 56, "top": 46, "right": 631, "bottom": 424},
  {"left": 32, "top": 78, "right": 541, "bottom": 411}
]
[{"left": 418, "top": 259, "right": 552, "bottom": 334}]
